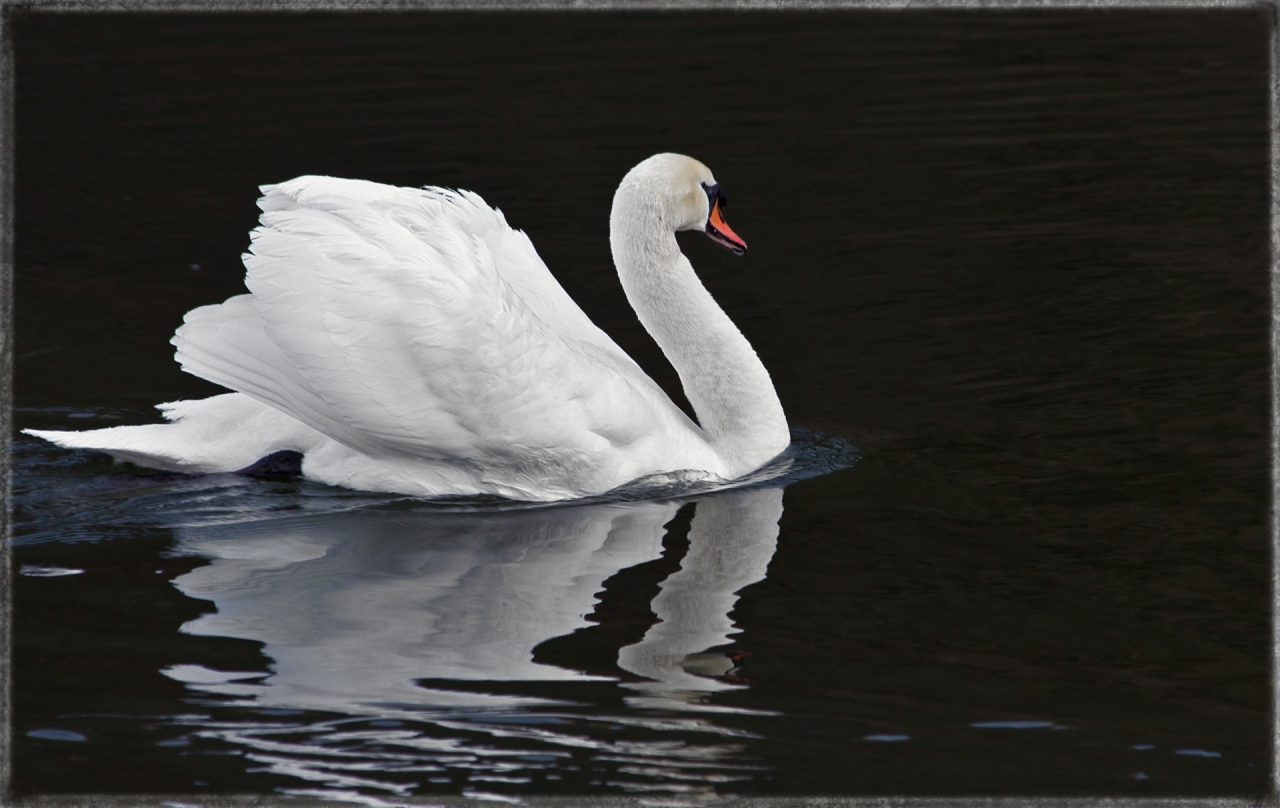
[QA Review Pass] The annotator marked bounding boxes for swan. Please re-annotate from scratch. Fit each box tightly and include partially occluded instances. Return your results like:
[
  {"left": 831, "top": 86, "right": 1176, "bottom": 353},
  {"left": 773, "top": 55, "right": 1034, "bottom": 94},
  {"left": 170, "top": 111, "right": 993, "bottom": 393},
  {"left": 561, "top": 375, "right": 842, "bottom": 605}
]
[{"left": 26, "top": 153, "right": 790, "bottom": 501}]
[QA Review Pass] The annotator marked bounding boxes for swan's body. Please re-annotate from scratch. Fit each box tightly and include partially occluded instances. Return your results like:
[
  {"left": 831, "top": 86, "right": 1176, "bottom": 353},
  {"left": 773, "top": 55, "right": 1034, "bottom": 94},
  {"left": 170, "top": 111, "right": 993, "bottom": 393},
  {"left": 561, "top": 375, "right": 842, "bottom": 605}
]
[{"left": 28, "top": 154, "right": 789, "bottom": 501}]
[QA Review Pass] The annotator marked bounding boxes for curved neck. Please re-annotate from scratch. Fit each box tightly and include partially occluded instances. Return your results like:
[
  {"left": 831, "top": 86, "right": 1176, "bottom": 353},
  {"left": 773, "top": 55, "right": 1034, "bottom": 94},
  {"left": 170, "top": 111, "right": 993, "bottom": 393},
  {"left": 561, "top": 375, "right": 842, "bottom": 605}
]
[{"left": 609, "top": 187, "right": 789, "bottom": 476}]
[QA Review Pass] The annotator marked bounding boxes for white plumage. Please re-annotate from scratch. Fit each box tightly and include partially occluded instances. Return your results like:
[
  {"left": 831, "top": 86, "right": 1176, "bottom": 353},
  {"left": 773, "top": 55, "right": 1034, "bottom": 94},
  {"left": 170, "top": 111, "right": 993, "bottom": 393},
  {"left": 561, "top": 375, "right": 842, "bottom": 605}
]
[{"left": 27, "top": 154, "right": 790, "bottom": 501}]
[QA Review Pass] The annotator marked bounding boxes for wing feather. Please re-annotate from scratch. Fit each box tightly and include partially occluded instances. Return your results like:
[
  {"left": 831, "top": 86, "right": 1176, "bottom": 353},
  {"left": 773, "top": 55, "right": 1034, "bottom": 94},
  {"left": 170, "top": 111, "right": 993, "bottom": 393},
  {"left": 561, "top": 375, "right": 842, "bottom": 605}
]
[
  {"left": 172, "top": 175, "right": 701, "bottom": 491},
  {"left": 173, "top": 295, "right": 388, "bottom": 456}
]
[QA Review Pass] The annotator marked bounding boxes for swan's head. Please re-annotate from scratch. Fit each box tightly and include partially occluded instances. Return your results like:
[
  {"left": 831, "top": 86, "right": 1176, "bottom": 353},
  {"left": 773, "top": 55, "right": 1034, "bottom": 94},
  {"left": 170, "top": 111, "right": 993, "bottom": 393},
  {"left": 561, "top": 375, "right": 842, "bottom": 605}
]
[{"left": 614, "top": 153, "right": 748, "bottom": 255}]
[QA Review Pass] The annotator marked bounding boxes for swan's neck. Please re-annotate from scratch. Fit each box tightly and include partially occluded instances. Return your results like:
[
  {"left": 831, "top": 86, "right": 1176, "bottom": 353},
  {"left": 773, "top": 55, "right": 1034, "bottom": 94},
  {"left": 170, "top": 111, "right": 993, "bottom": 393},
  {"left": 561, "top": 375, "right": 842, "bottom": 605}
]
[{"left": 610, "top": 192, "right": 789, "bottom": 477}]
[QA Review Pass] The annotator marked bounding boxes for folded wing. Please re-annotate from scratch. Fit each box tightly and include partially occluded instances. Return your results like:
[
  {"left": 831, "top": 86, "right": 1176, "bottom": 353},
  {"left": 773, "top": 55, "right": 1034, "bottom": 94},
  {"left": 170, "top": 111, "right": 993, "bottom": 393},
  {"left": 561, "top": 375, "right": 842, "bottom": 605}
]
[{"left": 173, "top": 176, "right": 699, "bottom": 491}]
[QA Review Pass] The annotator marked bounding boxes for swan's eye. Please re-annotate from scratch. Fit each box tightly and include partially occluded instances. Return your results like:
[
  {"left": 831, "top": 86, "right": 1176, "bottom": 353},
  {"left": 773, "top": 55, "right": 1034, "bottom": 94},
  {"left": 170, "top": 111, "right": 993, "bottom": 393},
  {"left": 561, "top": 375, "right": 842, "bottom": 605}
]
[{"left": 701, "top": 182, "right": 728, "bottom": 211}]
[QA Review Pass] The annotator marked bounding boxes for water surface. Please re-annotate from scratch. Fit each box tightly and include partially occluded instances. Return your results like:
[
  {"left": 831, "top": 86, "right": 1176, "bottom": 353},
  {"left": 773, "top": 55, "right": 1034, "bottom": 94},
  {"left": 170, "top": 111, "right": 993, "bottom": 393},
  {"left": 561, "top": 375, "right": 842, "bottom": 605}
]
[{"left": 11, "top": 8, "right": 1272, "bottom": 803}]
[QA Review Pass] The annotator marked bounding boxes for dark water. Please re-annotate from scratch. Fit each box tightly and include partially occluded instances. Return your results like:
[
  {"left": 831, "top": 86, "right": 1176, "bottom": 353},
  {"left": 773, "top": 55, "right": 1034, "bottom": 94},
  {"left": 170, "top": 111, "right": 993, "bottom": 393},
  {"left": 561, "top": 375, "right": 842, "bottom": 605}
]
[{"left": 11, "top": 8, "right": 1272, "bottom": 803}]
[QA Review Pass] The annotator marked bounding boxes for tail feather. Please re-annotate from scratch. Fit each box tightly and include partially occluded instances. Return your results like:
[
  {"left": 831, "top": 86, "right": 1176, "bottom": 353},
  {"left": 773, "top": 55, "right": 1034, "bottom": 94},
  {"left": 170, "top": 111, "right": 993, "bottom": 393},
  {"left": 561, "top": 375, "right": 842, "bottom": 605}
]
[{"left": 23, "top": 393, "right": 324, "bottom": 474}]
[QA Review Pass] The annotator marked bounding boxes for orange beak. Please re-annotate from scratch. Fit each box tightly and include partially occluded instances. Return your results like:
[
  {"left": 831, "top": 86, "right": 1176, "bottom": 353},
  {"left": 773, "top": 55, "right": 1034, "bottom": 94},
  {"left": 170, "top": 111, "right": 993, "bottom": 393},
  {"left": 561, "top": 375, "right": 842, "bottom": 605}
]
[{"left": 705, "top": 197, "right": 747, "bottom": 255}]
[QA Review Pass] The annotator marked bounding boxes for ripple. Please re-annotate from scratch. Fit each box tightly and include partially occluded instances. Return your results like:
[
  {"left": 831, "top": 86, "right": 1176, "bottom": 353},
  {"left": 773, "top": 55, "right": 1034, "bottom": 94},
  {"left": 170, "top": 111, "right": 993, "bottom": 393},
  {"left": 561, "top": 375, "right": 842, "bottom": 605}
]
[
  {"left": 970, "top": 721, "right": 1057, "bottom": 729},
  {"left": 19, "top": 564, "right": 85, "bottom": 577},
  {"left": 27, "top": 728, "right": 87, "bottom": 742},
  {"left": 14, "top": 423, "right": 858, "bottom": 546}
]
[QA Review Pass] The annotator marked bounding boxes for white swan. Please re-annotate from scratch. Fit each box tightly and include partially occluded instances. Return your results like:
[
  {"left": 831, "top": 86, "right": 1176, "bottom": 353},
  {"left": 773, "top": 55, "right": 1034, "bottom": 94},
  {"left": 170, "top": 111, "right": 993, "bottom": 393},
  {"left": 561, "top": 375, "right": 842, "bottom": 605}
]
[{"left": 27, "top": 153, "right": 790, "bottom": 501}]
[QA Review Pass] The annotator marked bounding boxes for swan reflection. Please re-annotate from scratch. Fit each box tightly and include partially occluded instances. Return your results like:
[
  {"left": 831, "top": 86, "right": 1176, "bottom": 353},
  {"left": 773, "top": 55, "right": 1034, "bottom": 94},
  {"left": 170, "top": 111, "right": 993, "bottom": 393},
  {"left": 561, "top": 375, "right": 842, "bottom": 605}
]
[{"left": 164, "top": 485, "right": 785, "bottom": 801}]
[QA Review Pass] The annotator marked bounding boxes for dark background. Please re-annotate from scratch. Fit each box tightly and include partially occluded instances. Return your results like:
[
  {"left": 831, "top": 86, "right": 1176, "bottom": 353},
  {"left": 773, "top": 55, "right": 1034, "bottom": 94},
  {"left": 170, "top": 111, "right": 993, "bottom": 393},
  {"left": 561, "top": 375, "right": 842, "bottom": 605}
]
[{"left": 11, "top": 8, "right": 1273, "bottom": 800}]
